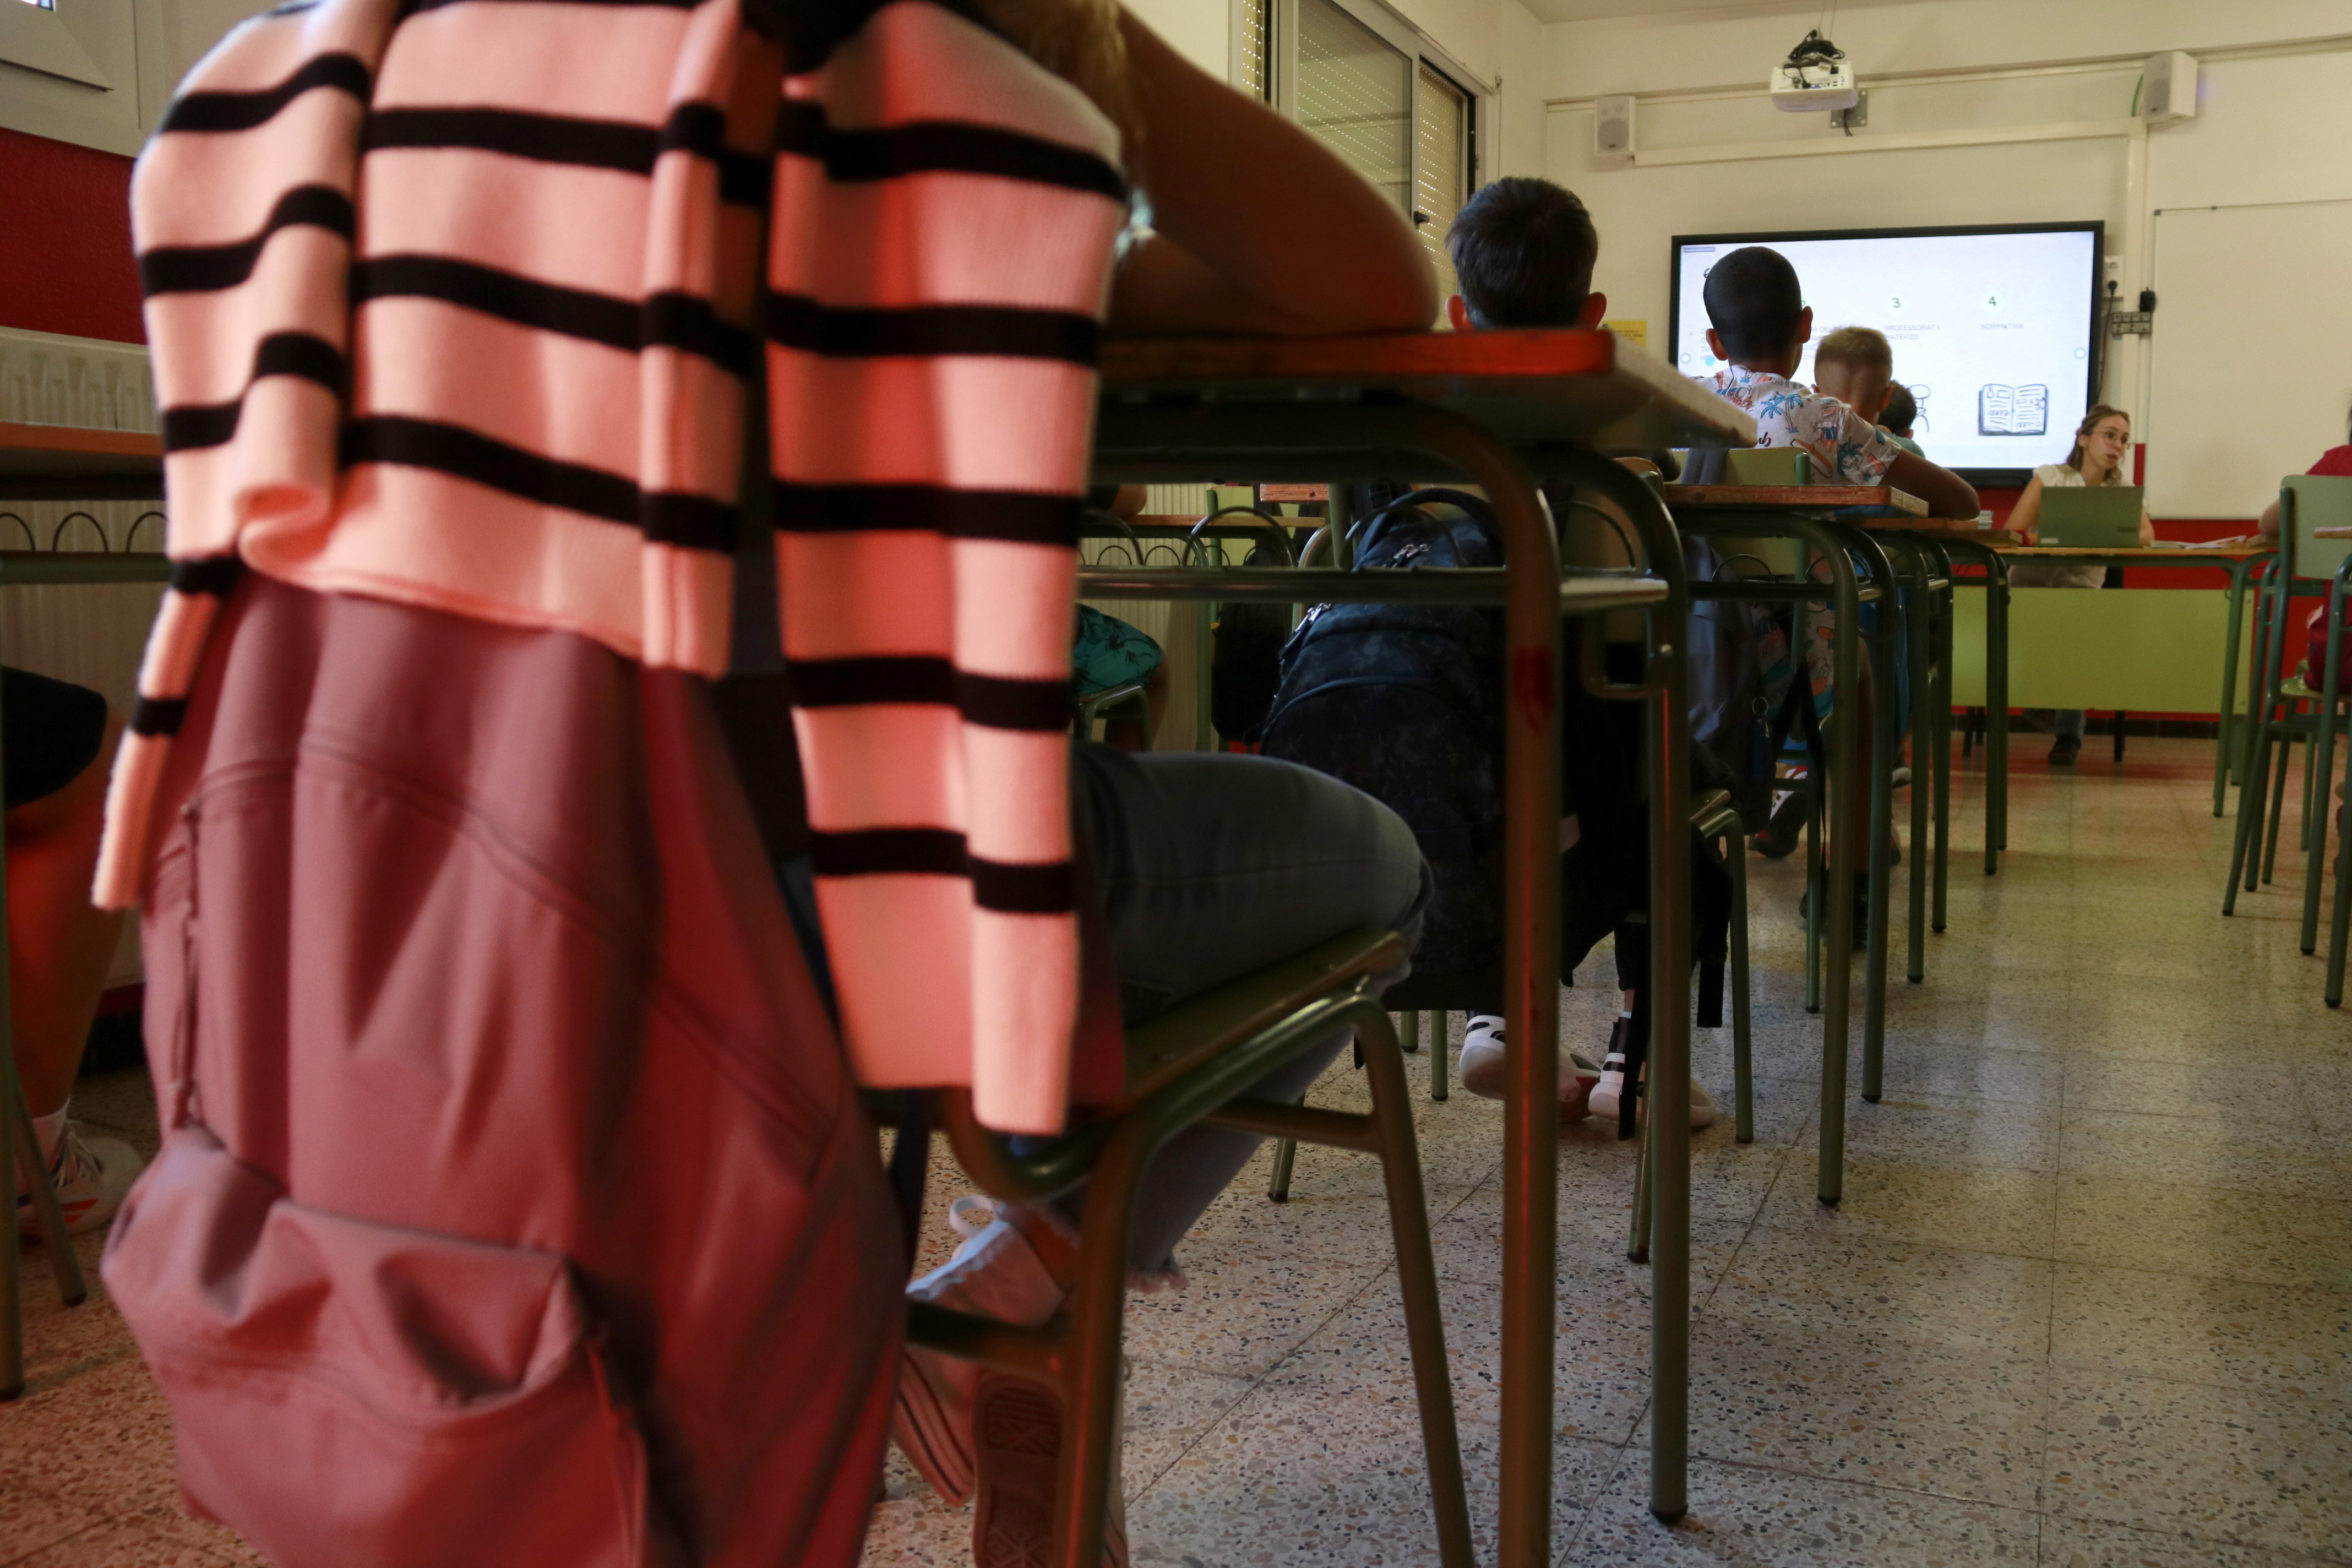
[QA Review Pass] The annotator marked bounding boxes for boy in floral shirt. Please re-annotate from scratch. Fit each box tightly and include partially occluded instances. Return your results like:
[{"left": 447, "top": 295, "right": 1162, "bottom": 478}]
[
  {"left": 1698, "top": 248, "right": 1978, "bottom": 917},
  {"left": 1700, "top": 248, "right": 1977, "bottom": 513}
]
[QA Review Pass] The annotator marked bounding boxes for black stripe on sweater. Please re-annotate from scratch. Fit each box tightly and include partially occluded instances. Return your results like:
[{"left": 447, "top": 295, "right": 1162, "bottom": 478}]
[
  {"left": 341, "top": 415, "right": 639, "bottom": 524},
  {"left": 360, "top": 101, "right": 763, "bottom": 189},
  {"left": 363, "top": 107, "right": 660, "bottom": 174},
  {"left": 340, "top": 416, "right": 738, "bottom": 551},
  {"left": 775, "top": 104, "right": 1123, "bottom": 202},
  {"left": 641, "top": 492, "right": 737, "bottom": 552},
  {"left": 790, "top": 657, "right": 1071, "bottom": 731},
  {"left": 401, "top": 0, "right": 700, "bottom": 13},
  {"left": 772, "top": 483, "right": 1079, "bottom": 547},
  {"left": 169, "top": 556, "right": 247, "bottom": 596},
  {"left": 160, "top": 54, "right": 372, "bottom": 135},
  {"left": 769, "top": 297, "right": 1097, "bottom": 363},
  {"left": 354, "top": 255, "right": 636, "bottom": 347},
  {"left": 130, "top": 697, "right": 191, "bottom": 737},
  {"left": 139, "top": 186, "right": 356, "bottom": 296},
  {"left": 352, "top": 256, "right": 757, "bottom": 373},
  {"left": 658, "top": 104, "right": 771, "bottom": 207},
  {"left": 159, "top": 333, "right": 347, "bottom": 453},
  {"left": 809, "top": 827, "right": 1074, "bottom": 914}
]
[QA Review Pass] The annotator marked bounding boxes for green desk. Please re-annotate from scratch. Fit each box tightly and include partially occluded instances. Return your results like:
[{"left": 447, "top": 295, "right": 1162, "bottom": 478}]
[
  {"left": 1945, "top": 546, "right": 2269, "bottom": 827},
  {"left": 1095, "top": 326, "right": 1753, "bottom": 1550}
]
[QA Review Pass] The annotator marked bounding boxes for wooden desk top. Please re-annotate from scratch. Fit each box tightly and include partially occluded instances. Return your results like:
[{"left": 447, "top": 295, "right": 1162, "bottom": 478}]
[
  {"left": 2002, "top": 545, "right": 2267, "bottom": 560},
  {"left": 2311, "top": 528, "right": 2352, "bottom": 538},
  {"left": 1661, "top": 484, "right": 1928, "bottom": 517},
  {"left": 0, "top": 421, "right": 166, "bottom": 501},
  {"left": 1099, "top": 329, "right": 1756, "bottom": 453}
]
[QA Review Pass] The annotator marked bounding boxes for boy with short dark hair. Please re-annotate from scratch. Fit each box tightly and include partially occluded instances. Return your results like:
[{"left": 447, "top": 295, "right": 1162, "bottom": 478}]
[
  {"left": 1877, "top": 383, "right": 1925, "bottom": 456},
  {"left": 1446, "top": 176, "right": 1606, "bottom": 331},
  {"left": 1701, "top": 248, "right": 1975, "bottom": 516},
  {"left": 1428, "top": 177, "right": 1715, "bottom": 1131},
  {"left": 1702, "top": 251, "right": 1974, "bottom": 922}
]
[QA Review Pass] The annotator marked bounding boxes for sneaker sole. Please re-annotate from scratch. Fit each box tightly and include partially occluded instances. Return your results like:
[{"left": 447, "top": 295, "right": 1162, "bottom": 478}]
[{"left": 971, "top": 1376, "right": 1127, "bottom": 1568}]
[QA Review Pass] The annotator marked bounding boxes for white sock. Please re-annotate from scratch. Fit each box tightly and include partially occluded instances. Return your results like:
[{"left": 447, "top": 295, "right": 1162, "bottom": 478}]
[{"left": 31, "top": 1102, "right": 67, "bottom": 1164}]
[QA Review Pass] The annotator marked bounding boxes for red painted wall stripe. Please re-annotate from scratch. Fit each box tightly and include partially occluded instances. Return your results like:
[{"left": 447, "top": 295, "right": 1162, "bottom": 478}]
[{"left": 0, "top": 126, "right": 143, "bottom": 345}]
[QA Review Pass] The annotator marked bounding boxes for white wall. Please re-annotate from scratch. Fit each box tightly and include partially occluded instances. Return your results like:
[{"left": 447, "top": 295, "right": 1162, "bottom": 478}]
[
  {"left": 1538, "top": 0, "right": 2352, "bottom": 511},
  {"left": 2, "top": 0, "right": 276, "bottom": 155}
]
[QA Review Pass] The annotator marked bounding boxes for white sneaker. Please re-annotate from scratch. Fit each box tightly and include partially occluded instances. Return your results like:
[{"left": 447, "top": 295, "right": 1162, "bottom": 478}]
[
  {"left": 16, "top": 1123, "right": 141, "bottom": 1237},
  {"left": 895, "top": 1219, "right": 1066, "bottom": 1505},
  {"left": 1587, "top": 1023, "right": 1632, "bottom": 1125},
  {"left": 1588, "top": 1064, "right": 1721, "bottom": 1132},
  {"left": 1456, "top": 1015, "right": 1603, "bottom": 1114}
]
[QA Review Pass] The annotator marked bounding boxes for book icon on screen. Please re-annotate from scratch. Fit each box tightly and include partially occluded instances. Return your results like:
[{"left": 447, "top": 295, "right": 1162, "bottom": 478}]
[{"left": 1978, "top": 384, "right": 2049, "bottom": 437}]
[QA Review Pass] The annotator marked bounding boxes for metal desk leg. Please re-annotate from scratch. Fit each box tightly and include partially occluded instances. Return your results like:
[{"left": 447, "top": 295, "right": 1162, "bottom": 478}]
[
  {"left": 2214, "top": 553, "right": 2272, "bottom": 815},
  {"left": 2302, "top": 566, "right": 2352, "bottom": 952},
  {"left": 1930, "top": 546, "right": 1954, "bottom": 933},
  {"left": 1563, "top": 455, "right": 1690, "bottom": 1524},
  {"left": 2228, "top": 565, "right": 2284, "bottom": 912},
  {"left": 1989, "top": 554, "right": 2010, "bottom": 861},
  {"left": 1848, "top": 531, "right": 1901, "bottom": 1105},
  {"left": 1435, "top": 417, "right": 1563, "bottom": 1566},
  {"left": 1676, "top": 517, "right": 1859, "bottom": 1196},
  {"left": 1895, "top": 541, "right": 1934, "bottom": 985}
]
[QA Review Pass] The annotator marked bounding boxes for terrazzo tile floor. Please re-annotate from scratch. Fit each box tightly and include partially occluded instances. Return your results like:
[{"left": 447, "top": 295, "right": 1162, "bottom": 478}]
[{"left": 6, "top": 737, "right": 2349, "bottom": 1565}]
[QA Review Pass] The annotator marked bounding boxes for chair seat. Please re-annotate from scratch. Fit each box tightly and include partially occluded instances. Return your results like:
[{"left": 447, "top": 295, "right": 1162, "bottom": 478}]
[{"left": 1118, "top": 928, "right": 1404, "bottom": 1112}]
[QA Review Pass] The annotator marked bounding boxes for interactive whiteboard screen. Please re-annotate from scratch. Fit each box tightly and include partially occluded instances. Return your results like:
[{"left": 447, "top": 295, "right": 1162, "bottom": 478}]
[{"left": 1668, "top": 224, "right": 2102, "bottom": 480}]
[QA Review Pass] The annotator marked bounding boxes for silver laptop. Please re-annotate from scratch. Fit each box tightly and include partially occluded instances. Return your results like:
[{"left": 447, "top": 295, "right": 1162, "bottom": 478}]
[{"left": 2035, "top": 485, "right": 2142, "bottom": 548}]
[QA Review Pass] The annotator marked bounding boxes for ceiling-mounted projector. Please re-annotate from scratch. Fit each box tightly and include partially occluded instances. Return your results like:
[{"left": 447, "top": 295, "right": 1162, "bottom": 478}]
[{"left": 1770, "top": 29, "right": 1857, "bottom": 112}]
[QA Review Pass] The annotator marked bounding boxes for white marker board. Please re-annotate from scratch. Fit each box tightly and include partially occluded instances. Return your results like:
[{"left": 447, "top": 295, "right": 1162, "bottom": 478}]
[{"left": 2147, "top": 199, "right": 2352, "bottom": 518}]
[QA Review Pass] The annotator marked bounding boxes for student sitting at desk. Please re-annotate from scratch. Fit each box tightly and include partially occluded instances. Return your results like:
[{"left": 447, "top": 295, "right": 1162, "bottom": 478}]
[
  {"left": 1699, "top": 249, "right": 1978, "bottom": 920},
  {"left": 2001, "top": 405, "right": 2153, "bottom": 764},
  {"left": 2255, "top": 399, "right": 2352, "bottom": 540},
  {"left": 1698, "top": 251, "right": 1977, "bottom": 519},
  {"left": 1811, "top": 326, "right": 1916, "bottom": 459},
  {"left": 1423, "top": 176, "right": 1718, "bottom": 1130},
  {"left": 1877, "top": 382, "right": 1926, "bottom": 457}
]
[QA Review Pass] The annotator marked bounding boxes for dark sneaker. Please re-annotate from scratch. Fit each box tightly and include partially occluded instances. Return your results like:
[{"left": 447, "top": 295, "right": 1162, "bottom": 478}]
[{"left": 2049, "top": 736, "right": 2080, "bottom": 766}]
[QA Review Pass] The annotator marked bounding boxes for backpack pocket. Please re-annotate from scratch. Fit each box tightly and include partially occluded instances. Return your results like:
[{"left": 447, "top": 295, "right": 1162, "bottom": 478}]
[{"left": 103, "top": 1125, "right": 665, "bottom": 1568}]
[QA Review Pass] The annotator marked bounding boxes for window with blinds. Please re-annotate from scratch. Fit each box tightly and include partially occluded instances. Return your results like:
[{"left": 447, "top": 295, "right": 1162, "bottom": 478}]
[
  {"left": 1236, "top": 0, "right": 1271, "bottom": 100},
  {"left": 1413, "top": 64, "right": 1469, "bottom": 312},
  {"left": 1295, "top": 0, "right": 1410, "bottom": 216}
]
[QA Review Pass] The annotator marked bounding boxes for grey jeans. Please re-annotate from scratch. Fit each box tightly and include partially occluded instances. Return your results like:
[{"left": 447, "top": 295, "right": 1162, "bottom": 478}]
[{"left": 1050, "top": 743, "right": 1431, "bottom": 1275}]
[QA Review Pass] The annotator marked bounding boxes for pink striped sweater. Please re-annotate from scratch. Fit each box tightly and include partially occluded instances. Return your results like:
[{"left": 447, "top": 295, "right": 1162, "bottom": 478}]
[{"left": 100, "top": 0, "right": 1126, "bottom": 1134}]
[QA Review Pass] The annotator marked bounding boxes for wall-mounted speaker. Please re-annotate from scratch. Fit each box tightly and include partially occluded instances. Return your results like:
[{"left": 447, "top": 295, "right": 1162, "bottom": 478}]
[
  {"left": 2139, "top": 51, "right": 2198, "bottom": 123},
  {"left": 1594, "top": 95, "right": 1635, "bottom": 163}
]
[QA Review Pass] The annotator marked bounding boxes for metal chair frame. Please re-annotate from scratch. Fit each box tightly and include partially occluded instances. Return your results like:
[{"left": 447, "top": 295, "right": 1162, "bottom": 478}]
[{"left": 905, "top": 930, "right": 1473, "bottom": 1568}]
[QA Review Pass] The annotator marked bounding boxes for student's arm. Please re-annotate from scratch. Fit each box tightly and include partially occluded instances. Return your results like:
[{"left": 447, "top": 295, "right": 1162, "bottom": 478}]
[
  {"left": 1885, "top": 451, "right": 1980, "bottom": 522},
  {"left": 2259, "top": 497, "right": 2283, "bottom": 541},
  {"left": 2140, "top": 506, "right": 2157, "bottom": 547},
  {"left": 1107, "top": 13, "right": 1435, "bottom": 336},
  {"left": 2006, "top": 474, "right": 2046, "bottom": 543}
]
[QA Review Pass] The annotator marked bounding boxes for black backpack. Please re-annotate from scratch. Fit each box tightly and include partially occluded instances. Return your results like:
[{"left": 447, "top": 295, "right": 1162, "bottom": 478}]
[
  {"left": 1210, "top": 539, "right": 1294, "bottom": 745},
  {"left": 1256, "top": 489, "right": 1725, "bottom": 1014}
]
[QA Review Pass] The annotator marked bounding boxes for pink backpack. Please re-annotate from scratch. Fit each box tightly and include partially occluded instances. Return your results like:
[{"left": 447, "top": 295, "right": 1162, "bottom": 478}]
[{"left": 102, "top": 578, "right": 902, "bottom": 1568}]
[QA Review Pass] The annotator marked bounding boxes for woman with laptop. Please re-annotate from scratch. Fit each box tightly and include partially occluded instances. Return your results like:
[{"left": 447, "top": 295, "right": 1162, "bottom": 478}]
[{"left": 2000, "top": 404, "right": 2154, "bottom": 764}]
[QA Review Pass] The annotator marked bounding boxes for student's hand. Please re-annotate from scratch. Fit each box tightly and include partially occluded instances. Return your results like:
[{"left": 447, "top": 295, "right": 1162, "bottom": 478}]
[
  {"left": 1107, "top": 13, "right": 1436, "bottom": 336},
  {"left": 2259, "top": 497, "right": 2283, "bottom": 541},
  {"left": 1886, "top": 451, "right": 1980, "bottom": 522},
  {"left": 2140, "top": 509, "right": 2157, "bottom": 548}
]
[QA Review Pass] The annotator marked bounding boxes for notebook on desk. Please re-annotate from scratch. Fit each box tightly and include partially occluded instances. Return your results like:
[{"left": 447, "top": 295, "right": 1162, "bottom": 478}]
[{"left": 2035, "top": 485, "right": 2143, "bottom": 547}]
